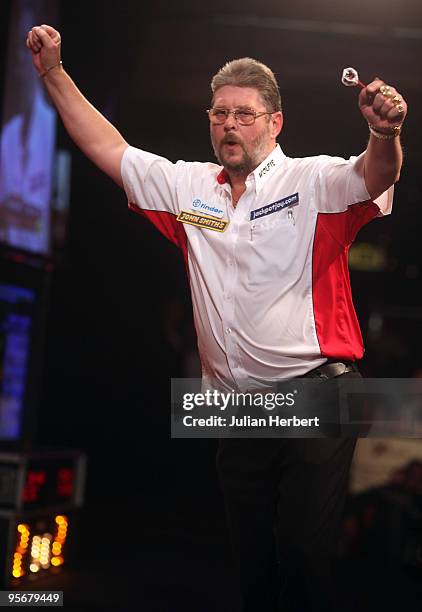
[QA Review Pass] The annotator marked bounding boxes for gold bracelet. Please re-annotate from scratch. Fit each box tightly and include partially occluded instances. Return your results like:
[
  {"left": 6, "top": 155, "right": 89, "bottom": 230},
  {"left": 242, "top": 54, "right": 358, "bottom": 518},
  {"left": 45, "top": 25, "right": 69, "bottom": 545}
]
[
  {"left": 39, "top": 61, "right": 63, "bottom": 78},
  {"left": 368, "top": 124, "right": 402, "bottom": 140}
]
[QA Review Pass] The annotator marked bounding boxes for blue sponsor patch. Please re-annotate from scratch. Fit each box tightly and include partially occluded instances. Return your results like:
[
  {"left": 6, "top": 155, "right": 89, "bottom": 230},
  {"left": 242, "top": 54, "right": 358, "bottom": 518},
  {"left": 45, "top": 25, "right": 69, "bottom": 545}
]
[{"left": 250, "top": 193, "right": 299, "bottom": 221}]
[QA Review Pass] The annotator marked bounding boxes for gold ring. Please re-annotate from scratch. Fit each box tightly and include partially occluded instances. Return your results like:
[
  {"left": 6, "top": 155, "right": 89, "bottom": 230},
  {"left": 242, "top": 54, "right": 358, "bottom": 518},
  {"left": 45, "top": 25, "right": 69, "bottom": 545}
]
[
  {"left": 392, "top": 95, "right": 401, "bottom": 105},
  {"left": 380, "top": 85, "right": 392, "bottom": 97},
  {"left": 396, "top": 104, "right": 404, "bottom": 113}
]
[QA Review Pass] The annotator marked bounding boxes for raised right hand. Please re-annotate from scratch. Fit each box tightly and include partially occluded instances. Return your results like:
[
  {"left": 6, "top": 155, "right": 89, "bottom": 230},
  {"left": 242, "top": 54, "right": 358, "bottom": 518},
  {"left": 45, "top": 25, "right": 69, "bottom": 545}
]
[{"left": 26, "top": 24, "right": 62, "bottom": 76}]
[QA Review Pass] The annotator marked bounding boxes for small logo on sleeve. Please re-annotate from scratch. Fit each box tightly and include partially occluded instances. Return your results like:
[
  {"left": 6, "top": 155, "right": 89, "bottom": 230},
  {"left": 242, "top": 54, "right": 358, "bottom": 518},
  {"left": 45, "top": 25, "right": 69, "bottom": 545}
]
[
  {"left": 191, "top": 198, "right": 225, "bottom": 219},
  {"left": 250, "top": 193, "right": 299, "bottom": 221}
]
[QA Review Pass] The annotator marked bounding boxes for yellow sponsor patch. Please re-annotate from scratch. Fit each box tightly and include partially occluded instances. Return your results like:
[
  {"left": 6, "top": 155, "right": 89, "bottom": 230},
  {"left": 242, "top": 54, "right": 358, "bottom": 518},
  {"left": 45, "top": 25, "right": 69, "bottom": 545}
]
[{"left": 176, "top": 210, "right": 229, "bottom": 232}]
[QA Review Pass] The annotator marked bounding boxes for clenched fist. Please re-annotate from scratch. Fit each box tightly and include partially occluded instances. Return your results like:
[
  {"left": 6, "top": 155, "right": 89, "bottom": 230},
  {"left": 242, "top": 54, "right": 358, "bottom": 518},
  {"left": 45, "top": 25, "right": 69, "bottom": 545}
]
[
  {"left": 26, "top": 24, "right": 62, "bottom": 77},
  {"left": 359, "top": 78, "right": 407, "bottom": 134}
]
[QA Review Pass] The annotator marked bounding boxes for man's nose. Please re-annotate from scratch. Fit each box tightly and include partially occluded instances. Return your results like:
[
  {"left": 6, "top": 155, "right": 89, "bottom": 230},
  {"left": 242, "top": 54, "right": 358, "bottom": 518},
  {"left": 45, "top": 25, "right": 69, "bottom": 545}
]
[{"left": 224, "top": 113, "right": 238, "bottom": 130}]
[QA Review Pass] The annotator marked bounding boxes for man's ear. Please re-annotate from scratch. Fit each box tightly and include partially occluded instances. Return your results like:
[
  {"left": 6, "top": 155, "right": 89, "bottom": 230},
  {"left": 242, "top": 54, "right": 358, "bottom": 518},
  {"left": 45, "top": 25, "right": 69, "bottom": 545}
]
[{"left": 272, "top": 111, "right": 283, "bottom": 138}]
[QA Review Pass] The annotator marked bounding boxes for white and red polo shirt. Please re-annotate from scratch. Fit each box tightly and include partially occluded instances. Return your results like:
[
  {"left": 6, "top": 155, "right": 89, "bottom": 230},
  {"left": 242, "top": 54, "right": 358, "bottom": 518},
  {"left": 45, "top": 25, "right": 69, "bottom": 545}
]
[{"left": 121, "top": 144, "right": 393, "bottom": 391}]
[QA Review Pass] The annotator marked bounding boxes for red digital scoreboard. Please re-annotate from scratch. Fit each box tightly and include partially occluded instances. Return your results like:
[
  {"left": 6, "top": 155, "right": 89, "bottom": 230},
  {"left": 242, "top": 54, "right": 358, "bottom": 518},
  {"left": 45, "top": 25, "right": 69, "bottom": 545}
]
[{"left": 0, "top": 449, "right": 86, "bottom": 587}]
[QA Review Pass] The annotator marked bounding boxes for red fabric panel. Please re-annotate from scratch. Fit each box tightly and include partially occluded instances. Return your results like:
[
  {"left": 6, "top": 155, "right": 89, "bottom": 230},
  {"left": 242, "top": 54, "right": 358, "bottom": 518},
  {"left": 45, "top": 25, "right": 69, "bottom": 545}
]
[{"left": 312, "top": 201, "right": 380, "bottom": 360}]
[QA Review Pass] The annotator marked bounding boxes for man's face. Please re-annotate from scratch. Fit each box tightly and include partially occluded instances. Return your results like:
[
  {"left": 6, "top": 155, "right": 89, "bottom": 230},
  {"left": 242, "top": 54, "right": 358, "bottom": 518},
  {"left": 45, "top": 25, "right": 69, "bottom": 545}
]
[{"left": 210, "top": 86, "right": 281, "bottom": 176}]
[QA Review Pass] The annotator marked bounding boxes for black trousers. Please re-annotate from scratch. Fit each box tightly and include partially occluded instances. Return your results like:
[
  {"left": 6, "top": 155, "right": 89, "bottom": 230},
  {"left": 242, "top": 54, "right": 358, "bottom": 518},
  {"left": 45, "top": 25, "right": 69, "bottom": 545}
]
[{"left": 216, "top": 374, "right": 359, "bottom": 612}]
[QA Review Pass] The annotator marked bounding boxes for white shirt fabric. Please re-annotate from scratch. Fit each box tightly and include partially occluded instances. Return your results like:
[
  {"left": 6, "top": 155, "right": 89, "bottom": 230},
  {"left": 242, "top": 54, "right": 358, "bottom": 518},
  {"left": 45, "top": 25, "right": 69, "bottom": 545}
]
[{"left": 121, "top": 144, "right": 393, "bottom": 391}]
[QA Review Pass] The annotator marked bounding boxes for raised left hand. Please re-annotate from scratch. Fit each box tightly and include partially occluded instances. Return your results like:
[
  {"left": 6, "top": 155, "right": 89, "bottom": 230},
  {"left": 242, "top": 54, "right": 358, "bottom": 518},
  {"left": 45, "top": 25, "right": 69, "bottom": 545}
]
[{"left": 359, "top": 78, "right": 407, "bottom": 133}]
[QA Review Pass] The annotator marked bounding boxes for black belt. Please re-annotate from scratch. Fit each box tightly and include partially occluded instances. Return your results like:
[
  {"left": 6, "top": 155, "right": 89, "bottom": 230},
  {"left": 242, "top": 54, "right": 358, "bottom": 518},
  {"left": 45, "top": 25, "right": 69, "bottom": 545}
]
[{"left": 301, "top": 361, "right": 358, "bottom": 380}]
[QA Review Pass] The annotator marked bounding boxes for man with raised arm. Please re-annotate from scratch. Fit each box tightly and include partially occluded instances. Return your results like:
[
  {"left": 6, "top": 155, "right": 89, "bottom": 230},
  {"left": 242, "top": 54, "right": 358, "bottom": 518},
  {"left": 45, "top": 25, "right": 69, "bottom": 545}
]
[{"left": 26, "top": 24, "right": 407, "bottom": 612}]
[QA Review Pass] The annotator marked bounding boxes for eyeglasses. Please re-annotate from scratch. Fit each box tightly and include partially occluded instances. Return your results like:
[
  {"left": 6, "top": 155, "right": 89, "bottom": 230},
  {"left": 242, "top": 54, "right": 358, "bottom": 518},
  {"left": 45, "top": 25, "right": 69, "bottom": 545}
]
[{"left": 207, "top": 107, "right": 275, "bottom": 126}]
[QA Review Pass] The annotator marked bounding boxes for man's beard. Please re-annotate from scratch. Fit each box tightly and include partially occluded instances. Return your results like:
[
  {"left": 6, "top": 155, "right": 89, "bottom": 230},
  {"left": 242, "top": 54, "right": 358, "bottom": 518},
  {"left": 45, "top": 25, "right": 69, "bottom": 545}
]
[{"left": 211, "top": 127, "right": 271, "bottom": 176}]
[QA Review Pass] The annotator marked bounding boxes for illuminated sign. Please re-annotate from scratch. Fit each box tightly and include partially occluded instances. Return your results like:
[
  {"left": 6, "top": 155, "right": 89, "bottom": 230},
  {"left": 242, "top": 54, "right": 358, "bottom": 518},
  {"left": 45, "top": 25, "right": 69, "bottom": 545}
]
[
  {"left": 22, "top": 465, "right": 75, "bottom": 508},
  {"left": 348, "top": 243, "right": 386, "bottom": 272},
  {"left": 0, "top": 450, "right": 86, "bottom": 511},
  {"left": 12, "top": 515, "right": 69, "bottom": 579},
  {"left": 0, "top": 450, "right": 85, "bottom": 587}
]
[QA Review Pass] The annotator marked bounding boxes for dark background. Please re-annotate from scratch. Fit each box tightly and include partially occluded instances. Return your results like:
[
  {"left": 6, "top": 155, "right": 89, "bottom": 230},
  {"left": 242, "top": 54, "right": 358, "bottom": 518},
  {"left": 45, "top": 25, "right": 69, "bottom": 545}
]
[{"left": 1, "top": 0, "right": 422, "bottom": 609}]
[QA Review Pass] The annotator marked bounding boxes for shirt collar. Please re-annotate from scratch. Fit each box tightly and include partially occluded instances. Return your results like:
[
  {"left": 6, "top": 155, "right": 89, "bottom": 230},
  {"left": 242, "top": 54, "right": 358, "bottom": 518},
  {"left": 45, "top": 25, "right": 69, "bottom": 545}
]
[
  {"left": 216, "top": 144, "right": 285, "bottom": 192},
  {"left": 253, "top": 144, "right": 285, "bottom": 191}
]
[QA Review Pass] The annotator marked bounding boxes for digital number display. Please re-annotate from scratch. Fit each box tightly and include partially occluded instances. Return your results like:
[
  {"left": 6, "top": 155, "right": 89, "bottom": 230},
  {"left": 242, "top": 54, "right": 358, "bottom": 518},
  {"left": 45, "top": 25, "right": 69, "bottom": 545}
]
[{"left": 22, "top": 461, "right": 75, "bottom": 509}]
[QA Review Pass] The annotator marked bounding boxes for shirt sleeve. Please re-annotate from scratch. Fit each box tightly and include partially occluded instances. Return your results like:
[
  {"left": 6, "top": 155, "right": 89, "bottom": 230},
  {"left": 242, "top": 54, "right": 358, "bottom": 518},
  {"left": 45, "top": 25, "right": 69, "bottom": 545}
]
[
  {"left": 313, "top": 152, "right": 393, "bottom": 216},
  {"left": 120, "top": 145, "right": 183, "bottom": 215}
]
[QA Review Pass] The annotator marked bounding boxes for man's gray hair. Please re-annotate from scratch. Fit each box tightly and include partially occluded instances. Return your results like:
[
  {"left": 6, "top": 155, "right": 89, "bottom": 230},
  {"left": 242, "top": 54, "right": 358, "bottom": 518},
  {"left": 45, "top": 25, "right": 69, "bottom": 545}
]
[{"left": 211, "top": 58, "right": 282, "bottom": 112}]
